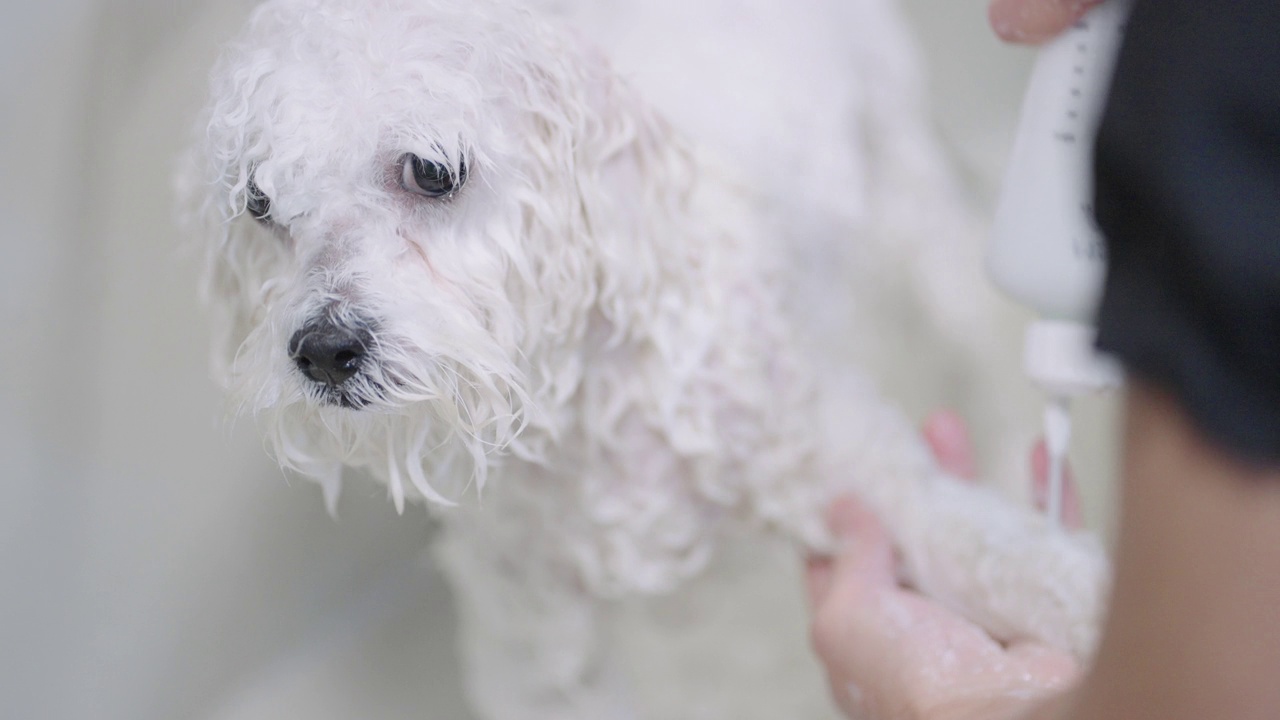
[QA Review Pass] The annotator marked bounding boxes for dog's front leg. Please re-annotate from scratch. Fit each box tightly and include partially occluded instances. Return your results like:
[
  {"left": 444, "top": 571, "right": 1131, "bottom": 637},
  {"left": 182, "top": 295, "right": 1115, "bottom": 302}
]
[
  {"left": 847, "top": 384, "right": 1109, "bottom": 658},
  {"left": 765, "top": 373, "right": 1109, "bottom": 658},
  {"left": 434, "top": 506, "right": 638, "bottom": 720}
]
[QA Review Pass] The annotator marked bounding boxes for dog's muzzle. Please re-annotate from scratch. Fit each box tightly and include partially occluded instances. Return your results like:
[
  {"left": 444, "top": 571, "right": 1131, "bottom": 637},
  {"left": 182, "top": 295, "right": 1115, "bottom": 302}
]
[{"left": 288, "top": 317, "right": 376, "bottom": 405}]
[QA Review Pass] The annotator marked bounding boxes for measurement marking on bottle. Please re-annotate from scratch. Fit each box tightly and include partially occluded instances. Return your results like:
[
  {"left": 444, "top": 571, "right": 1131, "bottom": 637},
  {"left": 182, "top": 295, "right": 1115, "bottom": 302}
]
[{"left": 1055, "top": 132, "right": 1078, "bottom": 143}]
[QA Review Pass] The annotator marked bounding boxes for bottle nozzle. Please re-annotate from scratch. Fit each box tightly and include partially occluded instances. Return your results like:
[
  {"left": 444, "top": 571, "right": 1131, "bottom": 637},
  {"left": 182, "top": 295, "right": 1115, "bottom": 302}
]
[{"left": 1043, "top": 396, "right": 1073, "bottom": 526}]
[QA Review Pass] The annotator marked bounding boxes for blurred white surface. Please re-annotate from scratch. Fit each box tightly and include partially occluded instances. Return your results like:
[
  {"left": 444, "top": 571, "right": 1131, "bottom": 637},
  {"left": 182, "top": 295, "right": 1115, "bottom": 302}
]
[{"left": 0, "top": 2, "right": 1115, "bottom": 718}]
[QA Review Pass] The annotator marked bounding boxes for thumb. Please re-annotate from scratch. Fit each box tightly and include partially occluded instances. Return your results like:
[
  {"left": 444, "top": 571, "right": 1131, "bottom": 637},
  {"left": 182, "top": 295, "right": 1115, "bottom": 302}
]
[{"left": 826, "top": 496, "right": 897, "bottom": 589}]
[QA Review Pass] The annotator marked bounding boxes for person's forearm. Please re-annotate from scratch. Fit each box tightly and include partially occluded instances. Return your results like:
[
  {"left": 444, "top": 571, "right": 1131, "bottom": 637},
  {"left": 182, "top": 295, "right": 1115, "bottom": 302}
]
[
  {"left": 962, "top": 381, "right": 1280, "bottom": 720},
  {"left": 1045, "top": 384, "right": 1280, "bottom": 720}
]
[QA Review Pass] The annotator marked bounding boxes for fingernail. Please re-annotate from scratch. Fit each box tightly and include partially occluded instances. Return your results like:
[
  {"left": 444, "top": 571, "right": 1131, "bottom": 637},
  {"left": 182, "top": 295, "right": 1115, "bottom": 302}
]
[
  {"left": 827, "top": 497, "right": 863, "bottom": 538},
  {"left": 926, "top": 411, "right": 966, "bottom": 448},
  {"left": 925, "top": 410, "right": 976, "bottom": 480},
  {"left": 988, "top": 0, "right": 1028, "bottom": 43},
  {"left": 1031, "top": 439, "right": 1048, "bottom": 476},
  {"left": 989, "top": 0, "right": 1098, "bottom": 45}
]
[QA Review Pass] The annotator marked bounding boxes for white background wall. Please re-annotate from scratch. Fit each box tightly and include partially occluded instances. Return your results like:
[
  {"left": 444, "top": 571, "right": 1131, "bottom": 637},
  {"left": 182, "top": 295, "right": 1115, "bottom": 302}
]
[{"left": 0, "top": 2, "right": 1115, "bottom": 718}]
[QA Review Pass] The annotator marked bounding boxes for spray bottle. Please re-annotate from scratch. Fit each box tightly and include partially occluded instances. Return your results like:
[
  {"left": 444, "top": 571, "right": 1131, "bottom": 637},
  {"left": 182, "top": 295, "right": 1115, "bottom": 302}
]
[{"left": 988, "top": 1, "right": 1131, "bottom": 524}]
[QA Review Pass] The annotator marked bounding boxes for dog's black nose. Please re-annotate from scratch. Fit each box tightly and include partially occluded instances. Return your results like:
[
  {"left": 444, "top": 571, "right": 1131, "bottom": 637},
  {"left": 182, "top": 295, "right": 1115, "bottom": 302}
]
[{"left": 289, "top": 321, "right": 368, "bottom": 386}]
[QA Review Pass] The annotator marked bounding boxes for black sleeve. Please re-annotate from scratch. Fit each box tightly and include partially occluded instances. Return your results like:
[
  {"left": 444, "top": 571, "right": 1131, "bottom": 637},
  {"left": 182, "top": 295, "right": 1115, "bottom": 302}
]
[{"left": 1093, "top": 0, "right": 1280, "bottom": 465}]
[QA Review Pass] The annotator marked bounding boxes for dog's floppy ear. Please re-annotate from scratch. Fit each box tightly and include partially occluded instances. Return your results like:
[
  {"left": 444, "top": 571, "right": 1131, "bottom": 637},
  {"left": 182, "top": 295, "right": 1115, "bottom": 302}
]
[
  {"left": 176, "top": 141, "right": 288, "bottom": 389},
  {"left": 178, "top": 16, "right": 297, "bottom": 389},
  {"left": 504, "top": 24, "right": 708, "bottom": 341}
]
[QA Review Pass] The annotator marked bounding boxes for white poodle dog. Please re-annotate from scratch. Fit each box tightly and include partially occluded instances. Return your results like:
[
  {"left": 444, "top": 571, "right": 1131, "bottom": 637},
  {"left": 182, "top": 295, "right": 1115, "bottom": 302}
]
[{"left": 184, "top": 0, "right": 1107, "bottom": 717}]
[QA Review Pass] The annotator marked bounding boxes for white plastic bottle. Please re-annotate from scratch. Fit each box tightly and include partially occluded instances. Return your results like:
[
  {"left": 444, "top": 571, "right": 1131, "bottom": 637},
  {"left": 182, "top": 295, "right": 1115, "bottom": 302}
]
[{"left": 988, "top": 1, "right": 1131, "bottom": 524}]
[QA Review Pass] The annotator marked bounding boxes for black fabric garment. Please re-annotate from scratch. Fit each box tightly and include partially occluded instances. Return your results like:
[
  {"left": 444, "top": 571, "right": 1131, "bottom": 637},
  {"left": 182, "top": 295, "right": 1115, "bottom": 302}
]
[{"left": 1093, "top": 0, "right": 1280, "bottom": 465}]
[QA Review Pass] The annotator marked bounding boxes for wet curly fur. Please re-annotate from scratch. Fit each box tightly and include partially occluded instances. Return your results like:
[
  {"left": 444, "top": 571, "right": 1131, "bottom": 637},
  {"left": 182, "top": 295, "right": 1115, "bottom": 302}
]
[{"left": 183, "top": 0, "right": 1108, "bottom": 717}]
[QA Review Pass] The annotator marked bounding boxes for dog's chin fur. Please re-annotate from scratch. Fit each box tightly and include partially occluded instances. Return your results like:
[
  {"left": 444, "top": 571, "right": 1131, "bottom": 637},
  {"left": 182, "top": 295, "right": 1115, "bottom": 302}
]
[{"left": 184, "top": 0, "right": 1109, "bottom": 717}]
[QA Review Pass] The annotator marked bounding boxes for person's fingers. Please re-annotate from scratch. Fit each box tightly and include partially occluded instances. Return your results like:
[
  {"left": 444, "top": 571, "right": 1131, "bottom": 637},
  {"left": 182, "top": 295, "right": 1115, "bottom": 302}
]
[
  {"left": 923, "top": 410, "right": 977, "bottom": 481},
  {"left": 1031, "top": 440, "right": 1085, "bottom": 529},
  {"left": 988, "top": 0, "right": 1105, "bottom": 44},
  {"left": 811, "top": 498, "right": 901, "bottom": 676},
  {"left": 826, "top": 496, "right": 897, "bottom": 587},
  {"left": 805, "top": 555, "right": 835, "bottom": 611}
]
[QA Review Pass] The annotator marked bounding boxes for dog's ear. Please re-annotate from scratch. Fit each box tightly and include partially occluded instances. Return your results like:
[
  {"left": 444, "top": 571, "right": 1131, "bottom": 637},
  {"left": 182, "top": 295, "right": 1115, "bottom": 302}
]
[
  {"left": 177, "top": 15, "right": 302, "bottom": 389},
  {"left": 505, "top": 25, "right": 708, "bottom": 340},
  {"left": 175, "top": 139, "right": 287, "bottom": 389}
]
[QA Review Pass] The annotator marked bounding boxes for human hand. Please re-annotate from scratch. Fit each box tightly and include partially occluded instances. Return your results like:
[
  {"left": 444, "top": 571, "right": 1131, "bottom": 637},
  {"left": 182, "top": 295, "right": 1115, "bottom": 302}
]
[
  {"left": 989, "top": 0, "right": 1105, "bottom": 44},
  {"left": 804, "top": 412, "right": 1080, "bottom": 720}
]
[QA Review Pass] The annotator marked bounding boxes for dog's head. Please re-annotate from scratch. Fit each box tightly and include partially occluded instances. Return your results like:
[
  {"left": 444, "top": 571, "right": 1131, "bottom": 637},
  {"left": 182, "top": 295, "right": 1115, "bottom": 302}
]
[{"left": 185, "top": 0, "right": 699, "bottom": 508}]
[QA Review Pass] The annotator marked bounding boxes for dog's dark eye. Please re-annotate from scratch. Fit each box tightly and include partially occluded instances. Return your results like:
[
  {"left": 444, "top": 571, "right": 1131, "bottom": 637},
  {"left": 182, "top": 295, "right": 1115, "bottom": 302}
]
[
  {"left": 245, "top": 177, "right": 271, "bottom": 222},
  {"left": 400, "top": 153, "right": 466, "bottom": 198}
]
